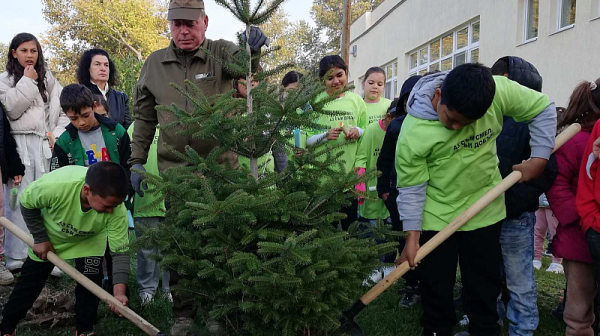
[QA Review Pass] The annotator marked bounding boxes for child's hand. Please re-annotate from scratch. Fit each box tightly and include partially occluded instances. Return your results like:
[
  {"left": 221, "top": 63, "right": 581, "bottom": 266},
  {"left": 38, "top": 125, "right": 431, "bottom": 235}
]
[
  {"left": 593, "top": 137, "right": 600, "bottom": 159},
  {"left": 396, "top": 231, "right": 420, "bottom": 269},
  {"left": 33, "top": 241, "right": 55, "bottom": 260},
  {"left": 24, "top": 65, "right": 38, "bottom": 80},
  {"left": 110, "top": 283, "right": 128, "bottom": 316},
  {"left": 46, "top": 132, "right": 56, "bottom": 149},
  {"left": 381, "top": 192, "right": 389, "bottom": 201},
  {"left": 512, "top": 157, "right": 548, "bottom": 182},
  {"left": 12, "top": 175, "right": 22, "bottom": 185},
  {"left": 327, "top": 128, "right": 341, "bottom": 141},
  {"left": 345, "top": 127, "right": 360, "bottom": 140}
]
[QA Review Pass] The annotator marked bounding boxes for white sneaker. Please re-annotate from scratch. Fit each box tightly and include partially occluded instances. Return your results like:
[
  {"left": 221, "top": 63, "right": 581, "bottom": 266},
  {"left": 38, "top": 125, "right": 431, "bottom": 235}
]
[
  {"left": 381, "top": 266, "right": 395, "bottom": 278},
  {"left": 50, "top": 266, "right": 63, "bottom": 277},
  {"left": 5, "top": 257, "right": 25, "bottom": 272},
  {"left": 0, "top": 262, "right": 15, "bottom": 285},
  {"left": 532, "top": 260, "right": 542, "bottom": 270},
  {"left": 140, "top": 292, "right": 154, "bottom": 306},
  {"left": 163, "top": 292, "right": 173, "bottom": 303},
  {"left": 546, "top": 262, "right": 564, "bottom": 274}
]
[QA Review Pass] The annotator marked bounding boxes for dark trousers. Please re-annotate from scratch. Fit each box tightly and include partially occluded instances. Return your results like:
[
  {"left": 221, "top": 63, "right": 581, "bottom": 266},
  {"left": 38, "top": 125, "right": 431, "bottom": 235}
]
[
  {"left": 418, "top": 223, "right": 503, "bottom": 336},
  {"left": 0, "top": 256, "right": 103, "bottom": 334},
  {"left": 340, "top": 198, "right": 358, "bottom": 231},
  {"left": 103, "top": 244, "right": 114, "bottom": 295},
  {"left": 170, "top": 269, "right": 197, "bottom": 318},
  {"left": 383, "top": 189, "right": 419, "bottom": 288}
]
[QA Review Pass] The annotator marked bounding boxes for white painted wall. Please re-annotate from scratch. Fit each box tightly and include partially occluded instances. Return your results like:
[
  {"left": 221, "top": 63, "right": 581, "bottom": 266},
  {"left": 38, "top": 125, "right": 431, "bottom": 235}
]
[{"left": 349, "top": 0, "right": 600, "bottom": 106}]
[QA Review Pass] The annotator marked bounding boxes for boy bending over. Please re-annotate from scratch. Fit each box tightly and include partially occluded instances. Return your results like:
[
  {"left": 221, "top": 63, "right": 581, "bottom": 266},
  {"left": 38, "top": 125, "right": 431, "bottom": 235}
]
[{"left": 0, "top": 162, "right": 130, "bottom": 336}]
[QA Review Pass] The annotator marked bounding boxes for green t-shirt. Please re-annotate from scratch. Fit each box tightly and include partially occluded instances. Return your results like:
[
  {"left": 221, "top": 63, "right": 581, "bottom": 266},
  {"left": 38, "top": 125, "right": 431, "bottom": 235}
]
[
  {"left": 128, "top": 122, "right": 166, "bottom": 218},
  {"left": 355, "top": 120, "right": 389, "bottom": 219},
  {"left": 365, "top": 98, "right": 391, "bottom": 126},
  {"left": 307, "top": 91, "right": 367, "bottom": 174},
  {"left": 20, "top": 166, "right": 129, "bottom": 261},
  {"left": 395, "top": 76, "right": 551, "bottom": 231}
]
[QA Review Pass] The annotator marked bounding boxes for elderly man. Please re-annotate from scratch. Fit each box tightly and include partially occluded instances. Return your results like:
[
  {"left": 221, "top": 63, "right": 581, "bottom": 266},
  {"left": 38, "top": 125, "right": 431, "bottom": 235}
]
[{"left": 129, "top": 0, "right": 268, "bottom": 334}]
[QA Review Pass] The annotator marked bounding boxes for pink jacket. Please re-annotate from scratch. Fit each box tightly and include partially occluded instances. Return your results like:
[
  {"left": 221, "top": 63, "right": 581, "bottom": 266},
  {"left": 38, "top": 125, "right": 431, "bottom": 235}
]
[{"left": 547, "top": 130, "right": 593, "bottom": 263}]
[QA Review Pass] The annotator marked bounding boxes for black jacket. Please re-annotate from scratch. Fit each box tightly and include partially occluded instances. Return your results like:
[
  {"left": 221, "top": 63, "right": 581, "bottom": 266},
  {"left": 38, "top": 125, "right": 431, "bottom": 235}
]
[
  {"left": 85, "top": 83, "right": 131, "bottom": 130},
  {"left": 495, "top": 56, "right": 556, "bottom": 219},
  {"left": 0, "top": 104, "right": 25, "bottom": 184},
  {"left": 377, "top": 115, "right": 406, "bottom": 198}
]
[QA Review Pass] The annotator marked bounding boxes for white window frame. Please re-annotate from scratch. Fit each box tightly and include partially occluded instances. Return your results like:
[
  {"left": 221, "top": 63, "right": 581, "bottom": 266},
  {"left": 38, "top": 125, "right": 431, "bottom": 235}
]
[
  {"left": 408, "top": 20, "right": 480, "bottom": 77},
  {"left": 557, "top": 0, "right": 576, "bottom": 30},
  {"left": 382, "top": 60, "right": 399, "bottom": 99},
  {"left": 523, "top": 0, "right": 539, "bottom": 42}
]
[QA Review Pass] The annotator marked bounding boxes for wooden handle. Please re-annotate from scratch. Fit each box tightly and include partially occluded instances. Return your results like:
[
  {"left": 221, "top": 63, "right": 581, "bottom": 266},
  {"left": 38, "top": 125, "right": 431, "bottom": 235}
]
[
  {"left": 0, "top": 217, "right": 162, "bottom": 336},
  {"left": 360, "top": 123, "right": 582, "bottom": 305}
]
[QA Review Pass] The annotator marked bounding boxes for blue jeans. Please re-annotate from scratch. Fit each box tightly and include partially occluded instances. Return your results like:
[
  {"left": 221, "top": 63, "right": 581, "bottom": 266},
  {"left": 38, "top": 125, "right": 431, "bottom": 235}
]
[
  {"left": 498, "top": 212, "right": 539, "bottom": 336},
  {"left": 135, "top": 217, "right": 170, "bottom": 295}
]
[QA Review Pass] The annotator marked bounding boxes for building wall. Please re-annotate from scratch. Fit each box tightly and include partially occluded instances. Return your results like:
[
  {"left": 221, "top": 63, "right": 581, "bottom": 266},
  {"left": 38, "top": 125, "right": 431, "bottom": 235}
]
[{"left": 348, "top": 0, "right": 600, "bottom": 106}]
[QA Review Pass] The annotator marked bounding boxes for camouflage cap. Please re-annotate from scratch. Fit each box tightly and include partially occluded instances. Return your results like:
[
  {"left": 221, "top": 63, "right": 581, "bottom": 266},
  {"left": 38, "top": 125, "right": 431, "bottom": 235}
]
[{"left": 168, "top": 0, "right": 205, "bottom": 21}]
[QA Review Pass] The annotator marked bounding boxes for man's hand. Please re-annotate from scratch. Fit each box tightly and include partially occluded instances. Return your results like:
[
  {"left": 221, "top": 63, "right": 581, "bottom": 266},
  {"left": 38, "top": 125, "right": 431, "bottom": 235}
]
[
  {"left": 345, "top": 127, "right": 360, "bottom": 140},
  {"left": 395, "top": 231, "right": 421, "bottom": 269},
  {"left": 12, "top": 175, "right": 22, "bottom": 185},
  {"left": 381, "top": 192, "right": 389, "bottom": 201},
  {"left": 130, "top": 163, "right": 148, "bottom": 197},
  {"left": 327, "top": 128, "right": 341, "bottom": 141},
  {"left": 593, "top": 137, "right": 600, "bottom": 159},
  {"left": 24, "top": 65, "right": 38, "bottom": 80},
  {"left": 33, "top": 241, "right": 55, "bottom": 260},
  {"left": 512, "top": 157, "right": 548, "bottom": 182},
  {"left": 110, "top": 283, "right": 128, "bottom": 316},
  {"left": 242, "top": 26, "right": 270, "bottom": 52}
]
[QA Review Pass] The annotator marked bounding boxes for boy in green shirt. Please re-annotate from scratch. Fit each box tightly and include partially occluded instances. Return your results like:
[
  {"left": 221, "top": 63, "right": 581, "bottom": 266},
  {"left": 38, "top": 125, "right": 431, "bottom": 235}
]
[
  {"left": 0, "top": 162, "right": 130, "bottom": 336},
  {"left": 395, "top": 64, "right": 556, "bottom": 336}
]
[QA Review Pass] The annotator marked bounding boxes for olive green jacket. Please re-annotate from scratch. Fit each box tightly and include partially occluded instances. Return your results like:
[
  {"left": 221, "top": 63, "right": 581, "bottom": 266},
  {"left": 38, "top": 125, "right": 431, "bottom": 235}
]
[{"left": 130, "top": 38, "right": 241, "bottom": 171}]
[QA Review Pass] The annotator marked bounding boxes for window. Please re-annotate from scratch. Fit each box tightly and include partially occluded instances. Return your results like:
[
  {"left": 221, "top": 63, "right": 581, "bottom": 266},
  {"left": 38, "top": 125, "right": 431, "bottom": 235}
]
[
  {"left": 382, "top": 60, "right": 399, "bottom": 99},
  {"left": 408, "top": 20, "right": 480, "bottom": 77},
  {"left": 524, "top": 0, "right": 539, "bottom": 40},
  {"left": 558, "top": 0, "right": 576, "bottom": 29}
]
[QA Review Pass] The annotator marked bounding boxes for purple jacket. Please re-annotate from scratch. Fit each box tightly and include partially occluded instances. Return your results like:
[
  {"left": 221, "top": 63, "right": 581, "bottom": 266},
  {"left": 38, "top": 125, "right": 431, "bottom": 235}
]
[{"left": 547, "top": 130, "right": 593, "bottom": 263}]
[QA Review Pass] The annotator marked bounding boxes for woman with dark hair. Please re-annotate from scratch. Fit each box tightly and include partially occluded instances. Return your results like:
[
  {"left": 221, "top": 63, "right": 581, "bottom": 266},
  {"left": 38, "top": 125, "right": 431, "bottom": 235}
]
[
  {"left": 77, "top": 49, "right": 131, "bottom": 130},
  {"left": 0, "top": 33, "right": 68, "bottom": 275},
  {"left": 307, "top": 55, "right": 367, "bottom": 231}
]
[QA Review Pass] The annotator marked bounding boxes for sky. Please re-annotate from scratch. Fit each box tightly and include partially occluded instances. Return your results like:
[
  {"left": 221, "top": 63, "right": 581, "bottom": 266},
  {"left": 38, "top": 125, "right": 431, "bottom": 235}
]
[{"left": 0, "top": 0, "right": 314, "bottom": 45}]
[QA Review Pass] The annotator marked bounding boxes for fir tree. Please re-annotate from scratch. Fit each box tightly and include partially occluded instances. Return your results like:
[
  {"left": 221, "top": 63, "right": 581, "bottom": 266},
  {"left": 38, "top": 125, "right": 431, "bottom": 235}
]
[{"left": 137, "top": 1, "right": 399, "bottom": 335}]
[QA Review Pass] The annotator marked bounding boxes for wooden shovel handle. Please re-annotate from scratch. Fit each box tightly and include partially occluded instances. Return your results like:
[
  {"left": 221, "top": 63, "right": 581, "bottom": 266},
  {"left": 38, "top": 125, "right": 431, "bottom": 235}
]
[
  {"left": 0, "top": 217, "right": 162, "bottom": 336},
  {"left": 360, "top": 122, "right": 582, "bottom": 305}
]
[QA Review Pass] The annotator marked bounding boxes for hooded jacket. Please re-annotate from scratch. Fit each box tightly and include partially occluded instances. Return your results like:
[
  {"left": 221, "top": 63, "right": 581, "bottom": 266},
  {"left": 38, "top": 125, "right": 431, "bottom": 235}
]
[
  {"left": 0, "top": 103, "right": 25, "bottom": 184},
  {"left": 396, "top": 71, "right": 556, "bottom": 232},
  {"left": 376, "top": 75, "right": 421, "bottom": 198},
  {"left": 495, "top": 56, "right": 558, "bottom": 219},
  {"left": 577, "top": 120, "right": 600, "bottom": 238}
]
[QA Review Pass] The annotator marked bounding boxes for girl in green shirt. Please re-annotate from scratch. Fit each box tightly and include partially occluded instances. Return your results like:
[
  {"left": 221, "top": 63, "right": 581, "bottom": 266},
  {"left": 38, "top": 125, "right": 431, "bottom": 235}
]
[
  {"left": 307, "top": 55, "right": 367, "bottom": 230},
  {"left": 362, "top": 67, "right": 392, "bottom": 125}
]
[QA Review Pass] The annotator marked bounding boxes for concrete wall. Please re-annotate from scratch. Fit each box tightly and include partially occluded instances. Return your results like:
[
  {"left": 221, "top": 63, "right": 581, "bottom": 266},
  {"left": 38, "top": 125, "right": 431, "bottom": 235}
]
[{"left": 348, "top": 0, "right": 600, "bottom": 106}]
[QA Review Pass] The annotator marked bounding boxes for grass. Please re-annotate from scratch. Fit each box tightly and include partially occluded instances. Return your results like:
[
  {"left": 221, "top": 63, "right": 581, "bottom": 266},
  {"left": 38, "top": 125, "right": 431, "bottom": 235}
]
[{"left": 8, "top": 255, "right": 567, "bottom": 336}]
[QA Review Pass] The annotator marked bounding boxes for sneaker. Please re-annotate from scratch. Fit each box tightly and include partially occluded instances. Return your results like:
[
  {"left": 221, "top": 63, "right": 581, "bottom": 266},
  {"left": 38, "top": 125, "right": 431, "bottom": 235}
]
[
  {"left": 0, "top": 262, "right": 15, "bottom": 285},
  {"left": 170, "top": 317, "right": 196, "bottom": 336},
  {"left": 205, "top": 319, "right": 223, "bottom": 335},
  {"left": 5, "top": 257, "right": 25, "bottom": 272},
  {"left": 459, "top": 314, "right": 470, "bottom": 326},
  {"left": 140, "top": 292, "right": 154, "bottom": 306},
  {"left": 76, "top": 331, "right": 97, "bottom": 336},
  {"left": 398, "top": 286, "right": 421, "bottom": 308},
  {"left": 533, "top": 260, "right": 542, "bottom": 270},
  {"left": 163, "top": 292, "right": 173, "bottom": 303},
  {"left": 454, "top": 332, "right": 470, "bottom": 336},
  {"left": 546, "top": 262, "right": 564, "bottom": 274},
  {"left": 50, "top": 266, "right": 63, "bottom": 277}
]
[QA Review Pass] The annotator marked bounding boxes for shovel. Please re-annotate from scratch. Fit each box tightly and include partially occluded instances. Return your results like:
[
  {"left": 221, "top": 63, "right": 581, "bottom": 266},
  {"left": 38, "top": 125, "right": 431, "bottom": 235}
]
[
  {"left": 336, "top": 123, "right": 582, "bottom": 335},
  {"left": 0, "top": 217, "right": 166, "bottom": 336}
]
